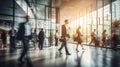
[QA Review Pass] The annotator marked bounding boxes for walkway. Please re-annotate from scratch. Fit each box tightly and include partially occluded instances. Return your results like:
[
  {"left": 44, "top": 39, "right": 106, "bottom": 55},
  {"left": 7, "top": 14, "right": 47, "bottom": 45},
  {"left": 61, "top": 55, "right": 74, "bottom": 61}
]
[{"left": 0, "top": 43, "right": 120, "bottom": 67}]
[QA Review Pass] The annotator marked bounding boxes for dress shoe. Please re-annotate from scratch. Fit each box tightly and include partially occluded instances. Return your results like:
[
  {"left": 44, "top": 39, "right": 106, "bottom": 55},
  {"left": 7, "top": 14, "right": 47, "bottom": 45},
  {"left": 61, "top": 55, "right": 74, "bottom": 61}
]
[
  {"left": 82, "top": 48, "right": 85, "bottom": 50},
  {"left": 66, "top": 53, "right": 71, "bottom": 55},
  {"left": 76, "top": 49, "right": 79, "bottom": 52},
  {"left": 58, "top": 49, "right": 62, "bottom": 54},
  {"left": 18, "top": 59, "right": 25, "bottom": 64}
]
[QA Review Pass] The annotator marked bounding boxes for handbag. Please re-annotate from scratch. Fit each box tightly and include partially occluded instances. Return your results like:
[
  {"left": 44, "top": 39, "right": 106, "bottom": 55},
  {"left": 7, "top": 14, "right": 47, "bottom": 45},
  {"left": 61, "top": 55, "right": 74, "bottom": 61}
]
[
  {"left": 59, "top": 37, "right": 64, "bottom": 42},
  {"left": 74, "top": 33, "right": 78, "bottom": 41},
  {"left": 74, "top": 37, "right": 77, "bottom": 41}
]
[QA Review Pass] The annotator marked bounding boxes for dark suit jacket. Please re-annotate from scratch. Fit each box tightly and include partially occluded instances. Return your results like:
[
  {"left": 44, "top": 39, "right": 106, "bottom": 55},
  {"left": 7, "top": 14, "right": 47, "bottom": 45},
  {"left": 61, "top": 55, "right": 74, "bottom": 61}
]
[
  {"left": 61, "top": 24, "right": 70, "bottom": 38},
  {"left": 9, "top": 29, "right": 17, "bottom": 37},
  {"left": 38, "top": 31, "right": 44, "bottom": 41},
  {"left": 61, "top": 25, "right": 66, "bottom": 37},
  {"left": 17, "top": 22, "right": 32, "bottom": 40}
]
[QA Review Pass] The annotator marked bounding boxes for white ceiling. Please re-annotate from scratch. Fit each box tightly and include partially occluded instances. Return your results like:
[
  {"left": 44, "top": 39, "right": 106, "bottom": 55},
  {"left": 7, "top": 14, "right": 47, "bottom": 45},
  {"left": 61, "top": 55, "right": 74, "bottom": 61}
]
[
  {"left": 58, "top": 0, "right": 96, "bottom": 23},
  {"left": 52, "top": 0, "right": 111, "bottom": 23}
]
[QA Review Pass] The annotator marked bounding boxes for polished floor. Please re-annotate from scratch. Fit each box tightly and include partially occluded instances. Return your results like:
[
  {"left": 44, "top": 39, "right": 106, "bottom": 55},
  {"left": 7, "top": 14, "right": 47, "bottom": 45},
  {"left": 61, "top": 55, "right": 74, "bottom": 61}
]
[{"left": 0, "top": 43, "right": 120, "bottom": 67}]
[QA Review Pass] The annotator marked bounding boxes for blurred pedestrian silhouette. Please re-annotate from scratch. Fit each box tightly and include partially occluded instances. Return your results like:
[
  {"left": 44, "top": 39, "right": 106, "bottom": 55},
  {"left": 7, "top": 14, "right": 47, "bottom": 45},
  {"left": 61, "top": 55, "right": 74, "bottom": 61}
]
[
  {"left": 17, "top": 15, "right": 32, "bottom": 65},
  {"left": 89, "top": 29, "right": 96, "bottom": 45},
  {"left": 1, "top": 31, "right": 7, "bottom": 48},
  {"left": 32, "top": 29, "right": 38, "bottom": 50},
  {"left": 112, "top": 25, "right": 120, "bottom": 50},
  {"left": 58, "top": 19, "right": 71, "bottom": 55},
  {"left": 102, "top": 30, "right": 107, "bottom": 48},
  {"left": 75, "top": 26, "right": 84, "bottom": 52},
  {"left": 89, "top": 29, "right": 99, "bottom": 47},
  {"left": 38, "top": 28, "right": 44, "bottom": 50},
  {"left": 9, "top": 26, "right": 17, "bottom": 52},
  {"left": 55, "top": 30, "right": 59, "bottom": 46}
]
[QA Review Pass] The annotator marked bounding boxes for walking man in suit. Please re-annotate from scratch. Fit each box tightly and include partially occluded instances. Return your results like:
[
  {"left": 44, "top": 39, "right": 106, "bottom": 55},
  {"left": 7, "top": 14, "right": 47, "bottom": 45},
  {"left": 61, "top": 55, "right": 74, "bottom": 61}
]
[
  {"left": 58, "top": 19, "right": 71, "bottom": 55},
  {"left": 17, "top": 15, "right": 32, "bottom": 65},
  {"left": 38, "top": 28, "right": 44, "bottom": 50}
]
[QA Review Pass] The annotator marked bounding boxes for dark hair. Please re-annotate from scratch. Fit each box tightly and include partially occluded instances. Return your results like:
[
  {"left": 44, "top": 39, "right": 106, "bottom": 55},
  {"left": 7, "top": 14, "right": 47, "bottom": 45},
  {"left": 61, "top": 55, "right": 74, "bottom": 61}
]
[
  {"left": 41, "top": 28, "right": 43, "bottom": 30},
  {"left": 64, "top": 19, "right": 69, "bottom": 24}
]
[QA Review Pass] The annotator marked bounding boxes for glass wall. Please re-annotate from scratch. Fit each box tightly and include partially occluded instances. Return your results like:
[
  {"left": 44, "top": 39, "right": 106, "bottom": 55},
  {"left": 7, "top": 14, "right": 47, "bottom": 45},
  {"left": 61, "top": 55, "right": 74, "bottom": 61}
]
[
  {"left": 16, "top": 0, "right": 57, "bottom": 46},
  {"left": 0, "top": 0, "right": 57, "bottom": 47},
  {"left": 69, "top": 0, "right": 120, "bottom": 46}
]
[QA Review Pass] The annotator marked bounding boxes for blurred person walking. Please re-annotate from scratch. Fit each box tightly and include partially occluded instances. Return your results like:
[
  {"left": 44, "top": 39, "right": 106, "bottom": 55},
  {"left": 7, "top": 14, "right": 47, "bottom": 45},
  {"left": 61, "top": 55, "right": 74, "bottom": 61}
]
[
  {"left": 89, "top": 29, "right": 99, "bottom": 47},
  {"left": 89, "top": 29, "right": 96, "bottom": 46},
  {"left": 75, "top": 26, "right": 84, "bottom": 52},
  {"left": 38, "top": 28, "right": 44, "bottom": 50},
  {"left": 102, "top": 30, "right": 107, "bottom": 48},
  {"left": 55, "top": 30, "right": 59, "bottom": 46},
  {"left": 58, "top": 19, "right": 71, "bottom": 55},
  {"left": 1, "top": 31, "right": 7, "bottom": 48},
  {"left": 9, "top": 26, "right": 17, "bottom": 52},
  {"left": 32, "top": 29, "right": 38, "bottom": 50},
  {"left": 112, "top": 25, "right": 120, "bottom": 50},
  {"left": 17, "top": 15, "right": 32, "bottom": 65}
]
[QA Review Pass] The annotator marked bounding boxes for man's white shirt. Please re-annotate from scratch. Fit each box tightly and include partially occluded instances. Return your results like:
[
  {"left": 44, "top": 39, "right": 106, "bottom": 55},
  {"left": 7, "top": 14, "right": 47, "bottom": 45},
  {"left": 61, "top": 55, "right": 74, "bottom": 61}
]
[
  {"left": 65, "top": 24, "right": 70, "bottom": 41},
  {"left": 24, "top": 22, "right": 31, "bottom": 36}
]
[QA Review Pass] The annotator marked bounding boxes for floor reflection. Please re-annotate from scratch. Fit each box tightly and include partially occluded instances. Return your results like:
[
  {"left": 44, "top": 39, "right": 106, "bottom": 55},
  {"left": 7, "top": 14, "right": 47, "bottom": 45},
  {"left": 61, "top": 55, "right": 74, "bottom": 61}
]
[
  {"left": 0, "top": 44, "right": 120, "bottom": 67},
  {"left": 76, "top": 51, "right": 84, "bottom": 67}
]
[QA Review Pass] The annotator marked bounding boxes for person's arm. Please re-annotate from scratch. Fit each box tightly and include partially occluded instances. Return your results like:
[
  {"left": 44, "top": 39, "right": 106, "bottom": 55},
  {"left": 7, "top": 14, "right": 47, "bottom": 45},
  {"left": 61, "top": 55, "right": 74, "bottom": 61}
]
[
  {"left": 61, "top": 25, "right": 65, "bottom": 37},
  {"left": 38, "top": 32, "right": 40, "bottom": 39}
]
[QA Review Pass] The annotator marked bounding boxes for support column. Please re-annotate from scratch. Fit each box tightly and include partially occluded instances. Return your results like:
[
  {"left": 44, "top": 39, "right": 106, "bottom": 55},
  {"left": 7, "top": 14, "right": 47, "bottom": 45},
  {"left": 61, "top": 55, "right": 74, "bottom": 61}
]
[
  {"left": 96, "top": 0, "right": 98, "bottom": 36},
  {"left": 56, "top": 7, "right": 60, "bottom": 24},
  {"left": 56, "top": 7, "right": 60, "bottom": 31},
  {"left": 90, "top": 5, "right": 93, "bottom": 34},
  {"left": 86, "top": 8, "right": 88, "bottom": 42},
  {"left": 102, "top": 0, "right": 104, "bottom": 31},
  {"left": 110, "top": 0, "right": 112, "bottom": 42},
  {"left": 50, "top": 0, "right": 52, "bottom": 46},
  {"left": 13, "top": 0, "right": 15, "bottom": 26}
]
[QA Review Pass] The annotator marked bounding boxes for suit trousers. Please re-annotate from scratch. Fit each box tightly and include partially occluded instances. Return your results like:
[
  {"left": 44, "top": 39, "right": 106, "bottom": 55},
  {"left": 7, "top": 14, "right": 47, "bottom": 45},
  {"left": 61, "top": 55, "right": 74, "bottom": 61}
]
[
  {"left": 59, "top": 38, "right": 69, "bottom": 54},
  {"left": 38, "top": 40, "right": 44, "bottom": 50},
  {"left": 10, "top": 36, "right": 16, "bottom": 49},
  {"left": 55, "top": 37, "right": 58, "bottom": 46},
  {"left": 19, "top": 36, "right": 30, "bottom": 60}
]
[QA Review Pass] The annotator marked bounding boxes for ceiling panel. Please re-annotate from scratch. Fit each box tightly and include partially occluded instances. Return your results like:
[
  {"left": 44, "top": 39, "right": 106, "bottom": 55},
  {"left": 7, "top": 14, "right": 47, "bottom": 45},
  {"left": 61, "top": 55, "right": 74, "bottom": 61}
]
[
  {"left": 0, "top": 0, "right": 26, "bottom": 17},
  {"left": 59, "top": 0, "right": 115, "bottom": 23}
]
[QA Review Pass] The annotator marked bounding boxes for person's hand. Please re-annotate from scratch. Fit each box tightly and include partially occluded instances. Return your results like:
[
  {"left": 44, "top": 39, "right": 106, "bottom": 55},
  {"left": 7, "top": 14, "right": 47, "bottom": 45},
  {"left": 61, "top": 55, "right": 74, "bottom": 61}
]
[{"left": 66, "top": 34, "right": 70, "bottom": 38}]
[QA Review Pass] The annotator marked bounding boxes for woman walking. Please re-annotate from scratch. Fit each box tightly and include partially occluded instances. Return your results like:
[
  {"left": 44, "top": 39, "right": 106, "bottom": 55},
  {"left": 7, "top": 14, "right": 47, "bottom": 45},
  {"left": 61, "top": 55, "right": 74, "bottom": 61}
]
[{"left": 75, "top": 26, "right": 84, "bottom": 52}]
